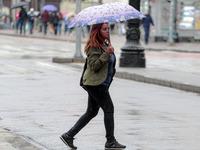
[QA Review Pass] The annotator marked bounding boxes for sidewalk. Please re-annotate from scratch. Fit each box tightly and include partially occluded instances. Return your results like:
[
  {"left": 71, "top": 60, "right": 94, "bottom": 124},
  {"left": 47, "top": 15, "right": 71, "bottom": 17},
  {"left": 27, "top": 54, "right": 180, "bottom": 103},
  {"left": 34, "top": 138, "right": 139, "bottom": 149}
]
[
  {"left": 0, "top": 128, "right": 42, "bottom": 150},
  {"left": 0, "top": 29, "right": 200, "bottom": 53}
]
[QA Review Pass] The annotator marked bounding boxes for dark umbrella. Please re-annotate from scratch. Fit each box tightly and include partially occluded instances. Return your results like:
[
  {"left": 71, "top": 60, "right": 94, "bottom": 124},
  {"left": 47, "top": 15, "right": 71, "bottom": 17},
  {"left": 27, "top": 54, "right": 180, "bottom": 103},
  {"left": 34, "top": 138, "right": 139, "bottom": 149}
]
[{"left": 10, "top": 2, "right": 28, "bottom": 10}]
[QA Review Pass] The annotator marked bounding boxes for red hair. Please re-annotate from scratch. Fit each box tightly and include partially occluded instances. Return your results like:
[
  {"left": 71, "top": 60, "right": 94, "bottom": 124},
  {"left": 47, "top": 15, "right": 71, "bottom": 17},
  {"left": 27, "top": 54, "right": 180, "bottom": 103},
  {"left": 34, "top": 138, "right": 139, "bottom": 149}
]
[{"left": 84, "top": 23, "right": 110, "bottom": 52}]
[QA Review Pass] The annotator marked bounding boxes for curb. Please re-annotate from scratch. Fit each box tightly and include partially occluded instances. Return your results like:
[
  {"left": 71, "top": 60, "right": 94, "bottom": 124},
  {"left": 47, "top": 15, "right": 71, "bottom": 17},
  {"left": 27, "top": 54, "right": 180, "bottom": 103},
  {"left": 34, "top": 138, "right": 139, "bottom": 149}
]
[
  {"left": 115, "top": 72, "right": 200, "bottom": 94},
  {"left": 0, "top": 128, "right": 42, "bottom": 150},
  {"left": 145, "top": 48, "right": 199, "bottom": 53},
  {"left": 0, "top": 32, "right": 87, "bottom": 43},
  {"left": 52, "top": 58, "right": 200, "bottom": 94}
]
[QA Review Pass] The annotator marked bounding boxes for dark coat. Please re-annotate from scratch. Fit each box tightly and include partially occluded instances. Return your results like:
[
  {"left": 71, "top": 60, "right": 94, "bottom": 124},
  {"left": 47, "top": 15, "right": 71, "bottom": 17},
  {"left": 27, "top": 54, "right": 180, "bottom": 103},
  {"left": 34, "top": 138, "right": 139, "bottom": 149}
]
[
  {"left": 41, "top": 11, "right": 50, "bottom": 23},
  {"left": 28, "top": 13, "right": 36, "bottom": 23},
  {"left": 19, "top": 8, "right": 27, "bottom": 21},
  {"left": 52, "top": 15, "right": 59, "bottom": 25},
  {"left": 142, "top": 14, "right": 154, "bottom": 28},
  {"left": 82, "top": 46, "right": 116, "bottom": 86}
]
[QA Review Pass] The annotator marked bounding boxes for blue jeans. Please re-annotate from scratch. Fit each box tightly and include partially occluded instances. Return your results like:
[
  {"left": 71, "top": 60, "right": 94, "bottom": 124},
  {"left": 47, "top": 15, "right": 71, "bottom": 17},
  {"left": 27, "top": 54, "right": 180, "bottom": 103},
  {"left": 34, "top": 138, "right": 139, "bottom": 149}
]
[
  {"left": 67, "top": 85, "right": 115, "bottom": 142},
  {"left": 64, "top": 24, "right": 71, "bottom": 34},
  {"left": 19, "top": 20, "right": 26, "bottom": 34},
  {"left": 29, "top": 21, "right": 34, "bottom": 34},
  {"left": 4, "top": 22, "right": 7, "bottom": 29},
  {"left": 58, "top": 21, "right": 62, "bottom": 34}
]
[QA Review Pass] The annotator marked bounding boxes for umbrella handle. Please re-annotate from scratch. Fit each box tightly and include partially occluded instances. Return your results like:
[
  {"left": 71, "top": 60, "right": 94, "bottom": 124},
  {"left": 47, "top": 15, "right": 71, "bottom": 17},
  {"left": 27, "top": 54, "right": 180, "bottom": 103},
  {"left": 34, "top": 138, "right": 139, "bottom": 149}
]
[{"left": 108, "top": 24, "right": 111, "bottom": 45}]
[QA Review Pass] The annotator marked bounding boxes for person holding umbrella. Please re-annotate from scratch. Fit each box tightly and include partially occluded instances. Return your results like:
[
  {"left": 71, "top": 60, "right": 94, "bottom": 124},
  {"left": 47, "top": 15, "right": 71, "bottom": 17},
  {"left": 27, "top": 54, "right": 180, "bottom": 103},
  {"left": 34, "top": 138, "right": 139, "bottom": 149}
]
[
  {"left": 57, "top": 12, "right": 63, "bottom": 35},
  {"left": 19, "top": 7, "right": 27, "bottom": 34},
  {"left": 60, "top": 2, "right": 145, "bottom": 149},
  {"left": 51, "top": 12, "right": 59, "bottom": 35},
  {"left": 41, "top": 10, "right": 50, "bottom": 35},
  {"left": 60, "top": 23, "right": 126, "bottom": 149}
]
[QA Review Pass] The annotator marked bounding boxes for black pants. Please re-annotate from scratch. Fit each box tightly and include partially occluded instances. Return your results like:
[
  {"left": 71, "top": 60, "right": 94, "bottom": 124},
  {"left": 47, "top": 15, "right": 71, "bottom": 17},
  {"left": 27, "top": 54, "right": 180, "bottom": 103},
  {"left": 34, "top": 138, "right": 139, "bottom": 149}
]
[
  {"left": 67, "top": 85, "right": 115, "bottom": 142},
  {"left": 144, "top": 27, "right": 150, "bottom": 44},
  {"left": 43, "top": 22, "right": 48, "bottom": 35},
  {"left": 53, "top": 24, "right": 58, "bottom": 35}
]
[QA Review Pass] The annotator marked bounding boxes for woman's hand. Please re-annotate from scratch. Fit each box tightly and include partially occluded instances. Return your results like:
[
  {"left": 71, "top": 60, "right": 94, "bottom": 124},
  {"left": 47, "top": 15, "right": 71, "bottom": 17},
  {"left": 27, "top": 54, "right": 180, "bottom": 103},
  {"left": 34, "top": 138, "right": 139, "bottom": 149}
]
[{"left": 106, "top": 45, "right": 114, "bottom": 54}]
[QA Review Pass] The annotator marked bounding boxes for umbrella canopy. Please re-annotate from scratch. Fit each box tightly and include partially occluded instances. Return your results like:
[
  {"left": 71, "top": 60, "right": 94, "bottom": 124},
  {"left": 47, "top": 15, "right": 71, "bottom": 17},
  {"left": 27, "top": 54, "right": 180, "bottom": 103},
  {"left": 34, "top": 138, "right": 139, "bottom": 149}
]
[
  {"left": 42, "top": 5, "right": 57, "bottom": 12},
  {"left": 68, "top": 2, "right": 145, "bottom": 28},
  {"left": 10, "top": 2, "right": 28, "bottom": 10}
]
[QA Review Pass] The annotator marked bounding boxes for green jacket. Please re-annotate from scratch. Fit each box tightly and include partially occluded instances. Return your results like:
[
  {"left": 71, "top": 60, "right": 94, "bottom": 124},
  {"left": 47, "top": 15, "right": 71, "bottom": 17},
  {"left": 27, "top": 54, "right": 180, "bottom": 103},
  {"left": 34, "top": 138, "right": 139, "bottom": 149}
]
[{"left": 82, "top": 46, "right": 115, "bottom": 86}]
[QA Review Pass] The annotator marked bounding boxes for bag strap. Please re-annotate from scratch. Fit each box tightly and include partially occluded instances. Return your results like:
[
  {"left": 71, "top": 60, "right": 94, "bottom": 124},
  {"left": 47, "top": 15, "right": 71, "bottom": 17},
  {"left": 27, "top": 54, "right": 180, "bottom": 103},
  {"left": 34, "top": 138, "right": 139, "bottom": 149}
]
[{"left": 80, "top": 58, "right": 87, "bottom": 88}]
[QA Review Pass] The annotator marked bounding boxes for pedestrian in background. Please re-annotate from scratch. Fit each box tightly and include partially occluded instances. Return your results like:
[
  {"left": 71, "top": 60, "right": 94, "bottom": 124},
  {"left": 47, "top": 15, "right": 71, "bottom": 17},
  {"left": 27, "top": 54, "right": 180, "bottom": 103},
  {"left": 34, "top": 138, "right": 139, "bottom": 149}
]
[
  {"left": 28, "top": 8, "right": 36, "bottom": 34},
  {"left": 64, "top": 14, "right": 71, "bottom": 35},
  {"left": 51, "top": 12, "right": 59, "bottom": 35},
  {"left": 15, "top": 12, "right": 20, "bottom": 33},
  {"left": 64, "top": 13, "right": 75, "bottom": 36},
  {"left": 109, "top": 22, "right": 115, "bottom": 34},
  {"left": 57, "top": 12, "right": 63, "bottom": 35},
  {"left": 81, "top": 27, "right": 86, "bottom": 38},
  {"left": 10, "top": 17, "right": 14, "bottom": 29},
  {"left": 19, "top": 7, "right": 27, "bottom": 34},
  {"left": 118, "top": 21, "right": 126, "bottom": 35},
  {"left": 38, "top": 15, "right": 42, "bottom": 32},
  {"left": 60, "top": 23, "right": 126, "bottom": 150},
  {"left": 86, "top": 25, "right": 91, "bottom": 35},
  {"left": 48, "top": 13, "right": 54, "bottom": 34},
  {"left": 142, "top": 11, "right": 154, "bottom": 44},
  {"left": 3, "top": 15, "right": 8, "bottom": 29},
  {"left": 41, "top": 10, "right": 50, "bottom": 35}
]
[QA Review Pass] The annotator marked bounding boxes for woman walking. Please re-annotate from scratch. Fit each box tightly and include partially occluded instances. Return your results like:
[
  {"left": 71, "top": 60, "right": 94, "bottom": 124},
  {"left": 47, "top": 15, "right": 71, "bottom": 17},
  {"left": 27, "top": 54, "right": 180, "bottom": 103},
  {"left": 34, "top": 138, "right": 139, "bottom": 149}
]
[
  {"left": 57, "top": 12, "right": 63, "bottom": 35},
  {"left": 60, "top": 23, "right": 126, "bottom": 150}
]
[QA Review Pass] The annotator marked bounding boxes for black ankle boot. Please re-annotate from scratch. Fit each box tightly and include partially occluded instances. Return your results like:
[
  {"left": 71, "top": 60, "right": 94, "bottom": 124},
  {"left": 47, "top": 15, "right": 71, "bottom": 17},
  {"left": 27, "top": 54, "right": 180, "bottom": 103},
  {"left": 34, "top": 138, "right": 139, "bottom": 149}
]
[
  {"left": 60, "top": 133, "right": 77, "bottom": 149},
  {"left": 105, "top": 139, "right": 126, "bottom": 149}
]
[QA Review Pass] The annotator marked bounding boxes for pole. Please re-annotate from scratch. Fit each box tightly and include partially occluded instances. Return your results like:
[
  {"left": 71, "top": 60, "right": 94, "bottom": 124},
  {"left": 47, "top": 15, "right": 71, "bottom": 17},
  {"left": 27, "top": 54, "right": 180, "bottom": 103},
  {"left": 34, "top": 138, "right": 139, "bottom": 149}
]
[
  {"left": 25, "top": 0, "right": 31, "bottom": 11},
  {"left": 74, "top": 0, "right": 83, "bottom": 58},
  {"left": 98, "top": 0, "right": 102, "bottom": 5},
  {"left": 0, "top": 0, "right": 3, "bottom": 29},
  {"left": 119, "top": 0, "right": 145, "bottom": 67},
  {"left": 40, "top": 0, "right": 45, "bottom": 12},
  {"left": 173, "top": 0, "right": 178, "bottom": 42},
  {"left": 148, "top": 0, "right": 151, "bottom": 13},
  {"left": 169, "top": 0, "right": 175, "bottom": 44}
]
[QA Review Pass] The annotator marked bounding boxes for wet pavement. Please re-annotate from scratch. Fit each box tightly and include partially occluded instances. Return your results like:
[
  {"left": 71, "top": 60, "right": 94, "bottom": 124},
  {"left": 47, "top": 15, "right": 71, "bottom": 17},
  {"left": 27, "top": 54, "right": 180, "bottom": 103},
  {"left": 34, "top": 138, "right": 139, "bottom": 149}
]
[
  {"left": 0, "top": 59, "right": 200, "bottom": 150},
  {"left": 0, "top": 31, "right": 200, "bottom": 150}
]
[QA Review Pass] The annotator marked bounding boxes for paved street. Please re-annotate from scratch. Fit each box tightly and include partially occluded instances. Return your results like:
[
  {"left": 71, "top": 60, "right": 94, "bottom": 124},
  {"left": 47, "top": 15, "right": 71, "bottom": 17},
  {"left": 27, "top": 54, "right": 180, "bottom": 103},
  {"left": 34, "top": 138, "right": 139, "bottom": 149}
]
[
  {"left": 0, "top": 35, "right": 200, "bottom": 150},
  {"left": 1, "top": 58, "right": 200, "bottom": 150},
  {"left": 1, "top": 34, "right": 200, "bottom": 75}
]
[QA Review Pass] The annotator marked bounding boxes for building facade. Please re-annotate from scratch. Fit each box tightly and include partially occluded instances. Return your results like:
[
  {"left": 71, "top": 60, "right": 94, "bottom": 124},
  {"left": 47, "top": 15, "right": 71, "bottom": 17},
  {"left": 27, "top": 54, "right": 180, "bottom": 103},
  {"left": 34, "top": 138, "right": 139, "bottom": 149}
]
[
  {"left": 2, "top": 0, "right": 200, "bottom": 41},
  {"left": 143, "top": 0, "right": 200, "bottom": 42}
]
